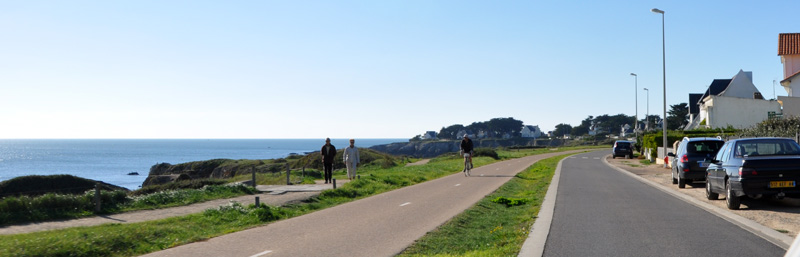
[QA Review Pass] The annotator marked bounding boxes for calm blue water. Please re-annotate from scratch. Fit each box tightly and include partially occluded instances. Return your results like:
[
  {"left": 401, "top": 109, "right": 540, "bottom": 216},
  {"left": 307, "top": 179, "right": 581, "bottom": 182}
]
[{"left": 0, "top": 139, "right": 405, "bottom": 190}]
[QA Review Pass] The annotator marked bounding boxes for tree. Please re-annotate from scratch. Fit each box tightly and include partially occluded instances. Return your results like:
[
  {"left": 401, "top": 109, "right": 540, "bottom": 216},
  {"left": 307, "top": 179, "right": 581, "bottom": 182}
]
[
  {"left": 438, "top": 124, "right": 465, "bottom": 140},
  {"left": 487, "top": 117, "right": 524, "bottom": 137},
  {"left": 553, "top": 123, "right": 573, "bottom": 138},
  {"left": 571, "top": 116, "right": 593, "bottom": 136},
  {"left": 667, "top": 103, "right": 689, "bottom": 130}
]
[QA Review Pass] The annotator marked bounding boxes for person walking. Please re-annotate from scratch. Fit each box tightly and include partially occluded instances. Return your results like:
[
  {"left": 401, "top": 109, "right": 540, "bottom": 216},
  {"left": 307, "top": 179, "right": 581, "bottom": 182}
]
[
  {"left": 343, "top": 139, "right": 360, "bottom": 180},
  {"left": 320, "top": 138, "right": 336, "bottom": 184},
  {"left": 460, "top": 134, "right": 474, "bottom": 170}
]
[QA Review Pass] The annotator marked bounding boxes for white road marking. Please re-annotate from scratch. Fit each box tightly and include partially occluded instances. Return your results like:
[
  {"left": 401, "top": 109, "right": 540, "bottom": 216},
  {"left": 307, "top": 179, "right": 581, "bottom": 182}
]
[
  {"left": 593, "top": 157, "right": 600, "bottom": 159},
  {"left": 496, "top": 168, "right": 500, "bottom": 170},
  {"left": 455, "top": 184, "right": 461, "bottom": 187},
  {"left": 250, "top": 250, "right": 273, "bottom": 257},
  {"left": 582, "top": 157, "right": 589, "bottom": 159},
  {"left": 569, "top": 157, "right": 577, "bottom": 159},
  {"left": 400, "top": 202, "right": 411, "bottom": 207}
]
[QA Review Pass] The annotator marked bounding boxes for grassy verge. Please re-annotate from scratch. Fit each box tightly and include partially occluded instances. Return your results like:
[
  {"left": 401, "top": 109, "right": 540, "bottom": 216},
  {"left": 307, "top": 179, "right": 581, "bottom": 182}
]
[
  {"left": 398, "top": 153, "right": 572, "bottom": 256},
  {"left": 0, "top": 148, "right": 594, "bottom": 256}
]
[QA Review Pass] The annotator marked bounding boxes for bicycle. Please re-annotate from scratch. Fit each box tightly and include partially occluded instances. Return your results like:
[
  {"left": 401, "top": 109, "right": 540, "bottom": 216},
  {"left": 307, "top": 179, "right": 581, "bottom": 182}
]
[{"left": 463, "top": 152, "right": 472, "bottom": 176}]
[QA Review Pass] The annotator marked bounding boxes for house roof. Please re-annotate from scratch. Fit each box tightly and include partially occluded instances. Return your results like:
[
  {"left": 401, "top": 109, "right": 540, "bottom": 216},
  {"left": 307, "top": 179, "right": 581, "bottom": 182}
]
[
  {"left": 689, "top": 93, "right": 702, "bottom": 114},
  {"left": 782, "top": 69, "right": 800, "bottom": 84},
  {"left": 778, "top": 33, "right": 800, "bottom": 55},
  {"left": 699, "top": 79, "right": 732, "bottom": 102}
]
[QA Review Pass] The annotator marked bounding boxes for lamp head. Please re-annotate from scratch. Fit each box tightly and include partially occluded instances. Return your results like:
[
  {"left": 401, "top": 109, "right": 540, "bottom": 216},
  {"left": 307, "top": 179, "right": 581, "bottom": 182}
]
[
  {"left": 651, "top": 8, "right": 664, "bottom": 14},
  {"left": 630, "top": 73, "right": 637, "bottom": 76}
]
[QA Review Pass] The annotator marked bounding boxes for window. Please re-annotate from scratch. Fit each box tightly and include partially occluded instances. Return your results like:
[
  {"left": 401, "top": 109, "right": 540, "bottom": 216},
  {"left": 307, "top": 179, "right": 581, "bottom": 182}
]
[
  {"left": 735, "top": 139, "right": 800, "bottom": 157},
  {"left": 686, "top": 141, "right": 724, "bottom": 154}
]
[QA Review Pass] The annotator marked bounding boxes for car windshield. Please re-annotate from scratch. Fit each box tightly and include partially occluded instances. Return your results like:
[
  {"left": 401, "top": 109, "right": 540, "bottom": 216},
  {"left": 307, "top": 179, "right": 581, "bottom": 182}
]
[
  {"left": 734, "top": 139, "right": 800, "bottom": 157},
  {"left": 686, "top": 141, "right": 724, "bottom": 154}
]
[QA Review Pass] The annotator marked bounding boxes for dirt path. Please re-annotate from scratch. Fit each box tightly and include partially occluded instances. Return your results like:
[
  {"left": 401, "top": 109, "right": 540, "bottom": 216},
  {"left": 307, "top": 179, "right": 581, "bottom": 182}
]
[
  {"left": 607, "top": 156, "right": 800, "bottom": 237},
  {"left": 405, "top": 159, "right": 431, "bottom": 166}
]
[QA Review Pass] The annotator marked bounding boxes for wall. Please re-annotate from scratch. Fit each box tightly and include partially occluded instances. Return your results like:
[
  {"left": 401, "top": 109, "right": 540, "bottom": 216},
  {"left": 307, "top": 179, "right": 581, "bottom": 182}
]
[
  {"left": 705, "top": 96, "right": 781, "bottom": 129},
  {"left": 720, "top": 70, "right": 759, "bottom": 99},
  {"left": 783, "top": 55, "right": 800, "bottom": 80},
  {"left": 779, "top": 96, "right": 800, "bottom": 118}
]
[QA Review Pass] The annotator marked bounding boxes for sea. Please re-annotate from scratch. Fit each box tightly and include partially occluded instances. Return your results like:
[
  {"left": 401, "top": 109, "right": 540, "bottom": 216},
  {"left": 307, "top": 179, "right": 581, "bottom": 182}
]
[{"left": 0, "top": 139, "right": 405, "bottom": 190}]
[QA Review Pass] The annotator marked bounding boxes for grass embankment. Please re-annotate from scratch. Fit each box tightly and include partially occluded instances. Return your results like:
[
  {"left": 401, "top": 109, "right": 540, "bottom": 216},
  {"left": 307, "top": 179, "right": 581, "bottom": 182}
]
[
  {"left": 0, "top": 147, "right": 598, "bottom": 257},
  {"left": 399, "top": 153, "right": 572, "bottom": 257}
]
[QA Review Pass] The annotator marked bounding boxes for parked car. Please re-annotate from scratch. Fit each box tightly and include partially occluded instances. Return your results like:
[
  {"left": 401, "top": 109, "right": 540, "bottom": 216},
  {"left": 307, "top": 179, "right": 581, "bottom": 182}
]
[
  {"left": 612, "top": 140, "right": 634, "bottom": 159},
  {"left": 705, "top": 137, "right": 800, "bottom": 210},
  {"left": 668, "top": 137, "right": 724, "bottom": 188}
]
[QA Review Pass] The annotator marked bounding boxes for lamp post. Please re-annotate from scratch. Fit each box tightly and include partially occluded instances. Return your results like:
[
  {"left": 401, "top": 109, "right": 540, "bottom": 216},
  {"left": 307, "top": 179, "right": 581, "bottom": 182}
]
[
  {"left": 644, "top": 88, "right": 649, "bottom": 130},
  {"left": 630, "top": 73, "right": 638, "bottom": 134},
  {"left": 652, "top": 7, "right": 667, "bottom": 168}
]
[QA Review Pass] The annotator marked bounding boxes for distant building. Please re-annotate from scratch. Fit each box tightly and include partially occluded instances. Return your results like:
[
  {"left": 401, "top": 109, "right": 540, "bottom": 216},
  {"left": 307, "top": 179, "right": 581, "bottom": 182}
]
[
  {"left": 521, "top": 125, "right": 543, "bottom": 138},
  {"left": 421, "top": 131, "right": 437, "bottom": 140}
]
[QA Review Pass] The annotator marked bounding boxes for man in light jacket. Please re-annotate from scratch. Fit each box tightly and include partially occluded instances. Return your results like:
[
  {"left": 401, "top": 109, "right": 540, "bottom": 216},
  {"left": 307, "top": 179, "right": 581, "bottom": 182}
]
[{"left": 343, "top": 139, "right": 360, "bottom": 180}]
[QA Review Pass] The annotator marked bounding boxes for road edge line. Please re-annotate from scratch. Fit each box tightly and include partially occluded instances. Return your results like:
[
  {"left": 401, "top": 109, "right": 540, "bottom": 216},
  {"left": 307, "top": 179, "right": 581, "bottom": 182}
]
[
  {"left": 601, "top": 155, "right": 793, "bottom": 250},
  {"left": 517, "top": 154, "right": 569, "bottom": 256}
]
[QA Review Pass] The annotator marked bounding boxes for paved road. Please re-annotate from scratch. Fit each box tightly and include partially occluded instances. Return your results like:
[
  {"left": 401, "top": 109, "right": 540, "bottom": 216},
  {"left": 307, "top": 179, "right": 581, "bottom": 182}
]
[
  {"left": 142, "top": 150, "right": 583, "bottom": 257},
  {"left": 543, "top": 151, "right": 785, "bottom": 256}
]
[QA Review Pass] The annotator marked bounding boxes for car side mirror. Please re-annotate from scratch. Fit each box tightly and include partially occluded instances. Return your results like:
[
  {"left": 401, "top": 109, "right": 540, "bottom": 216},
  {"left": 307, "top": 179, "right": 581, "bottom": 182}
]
[{"left": 667, "top": 153, "right": 675, "bottom": 157}]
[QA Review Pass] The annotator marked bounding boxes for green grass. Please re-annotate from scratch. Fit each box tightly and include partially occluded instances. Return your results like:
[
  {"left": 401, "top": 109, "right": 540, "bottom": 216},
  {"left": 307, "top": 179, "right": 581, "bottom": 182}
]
[
  {"left": 0, "top": 147, "right": 596, "bottom": 257},
  {"left": 398, "top": 154, "right": 572, "bottom": 256}
]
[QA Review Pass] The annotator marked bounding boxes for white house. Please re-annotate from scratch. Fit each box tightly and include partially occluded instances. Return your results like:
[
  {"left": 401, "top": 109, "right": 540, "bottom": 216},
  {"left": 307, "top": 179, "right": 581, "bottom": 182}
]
[
  {"left": 521, "top": 125, "right": 543, "bottom": 138},
  {"left": 421, "top": 131, "right": 437, "bottom": 140},
  {"left": 777, "top": 33, "right": 800, "bottom": 117},
  {"left": 684, "top": 70, "right": 781, "bottom": 130}
]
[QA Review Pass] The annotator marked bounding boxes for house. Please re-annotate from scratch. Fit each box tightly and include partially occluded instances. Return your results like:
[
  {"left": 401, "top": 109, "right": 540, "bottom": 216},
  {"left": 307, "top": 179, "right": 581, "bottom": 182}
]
[
  {"left": 521, "top": 125, "right": 543, "bottom": 138},
  {"left": 456, "top": 130, "right": 475, "bottom": 139},
  {"left": 684, "top": 70, "right": 781, "bottom": 130},
  {"left": 421, "top": 131, "right": 437, "bottom": 140},
  {"left": 777, "top": 33, "right": 800, "bottom": 117},
  {"left": 620, "top": 124, "right": 633, "bottom": 137}
]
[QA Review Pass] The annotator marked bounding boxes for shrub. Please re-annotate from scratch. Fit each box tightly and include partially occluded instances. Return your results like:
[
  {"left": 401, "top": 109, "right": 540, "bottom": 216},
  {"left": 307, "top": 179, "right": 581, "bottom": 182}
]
[{"left": 473, "top": 148, "right": 499, "bottom": 160}]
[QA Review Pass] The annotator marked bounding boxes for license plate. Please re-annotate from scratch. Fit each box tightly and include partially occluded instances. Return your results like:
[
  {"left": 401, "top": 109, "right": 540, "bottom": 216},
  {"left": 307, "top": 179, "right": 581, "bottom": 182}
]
[
  {"left": 698, "top": 161, "right": 707, "bottom": 167},
  {"left": 769, "top": 181, "right": 796, "bottom": 188}
]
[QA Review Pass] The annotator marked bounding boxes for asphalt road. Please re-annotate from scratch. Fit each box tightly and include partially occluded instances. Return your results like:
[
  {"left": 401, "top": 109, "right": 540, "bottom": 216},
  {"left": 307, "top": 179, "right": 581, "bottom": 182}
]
[
  {"left": 543, "top": 151, "right": 786, "bottom": 257},
  {"left": 142, "top": 150, "right": 584, "bottom": 257}
]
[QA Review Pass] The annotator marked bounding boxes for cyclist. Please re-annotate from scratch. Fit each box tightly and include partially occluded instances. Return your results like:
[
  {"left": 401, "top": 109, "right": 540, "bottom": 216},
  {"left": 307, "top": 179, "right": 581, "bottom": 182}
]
[{"left": 460, "top": 134, "right": 474, "bottom": 171}]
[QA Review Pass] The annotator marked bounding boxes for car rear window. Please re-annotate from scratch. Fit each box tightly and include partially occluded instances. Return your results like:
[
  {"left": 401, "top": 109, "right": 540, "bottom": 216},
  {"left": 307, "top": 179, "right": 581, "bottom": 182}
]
[
  {"left": 735, "top": 139, "right": 800, "bottom": 156},
  {"left": 686, "top": 141, "right": 723, "bottom": 154},
  {"left": 616, "top": 142, "right": 630, "bottom": 148}
]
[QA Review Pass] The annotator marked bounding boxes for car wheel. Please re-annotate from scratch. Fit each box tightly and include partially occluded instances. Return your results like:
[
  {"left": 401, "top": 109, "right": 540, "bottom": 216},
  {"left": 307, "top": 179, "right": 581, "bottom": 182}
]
[
  {"left": 678, "top": 175, "right": 686, "bottom": 188},
  {"left": 671, "top": 170, "right": 677, "bottom": 184},
  {"left": 706, "top": 181, "right": 719, "bottom": 200},
  {"left": 726, "top": 179, "right": 741, "bottom": 210}
]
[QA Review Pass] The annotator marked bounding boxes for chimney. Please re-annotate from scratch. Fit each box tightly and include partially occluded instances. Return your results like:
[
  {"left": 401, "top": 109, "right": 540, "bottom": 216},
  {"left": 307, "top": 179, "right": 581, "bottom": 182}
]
[{"left": 754, "top": 92, "right": 764, "bottom": 99}]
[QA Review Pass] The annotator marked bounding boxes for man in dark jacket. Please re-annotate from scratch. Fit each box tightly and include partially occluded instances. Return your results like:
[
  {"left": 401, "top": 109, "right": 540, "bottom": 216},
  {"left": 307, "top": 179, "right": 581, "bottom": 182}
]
[
  {"left": 460, "top": 134, "right": 474, "bottom": 170},
  {"left": 320, "top": 138, "right": 336, "bottom": 184}
]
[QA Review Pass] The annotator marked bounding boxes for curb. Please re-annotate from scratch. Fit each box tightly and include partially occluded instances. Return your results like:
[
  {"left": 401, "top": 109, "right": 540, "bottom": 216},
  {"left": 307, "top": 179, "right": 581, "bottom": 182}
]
[
  {"left": 517, "top": 154, "right": 569, "bottom": 256},
  {"left": 601, "top": 155, "right": 793, "bottom": 250}
]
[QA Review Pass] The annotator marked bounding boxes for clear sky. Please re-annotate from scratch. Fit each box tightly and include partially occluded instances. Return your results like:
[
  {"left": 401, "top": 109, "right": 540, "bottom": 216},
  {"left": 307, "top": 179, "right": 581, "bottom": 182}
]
[{"left": 2, "top": 1, "right": 797, "bottom": 139}]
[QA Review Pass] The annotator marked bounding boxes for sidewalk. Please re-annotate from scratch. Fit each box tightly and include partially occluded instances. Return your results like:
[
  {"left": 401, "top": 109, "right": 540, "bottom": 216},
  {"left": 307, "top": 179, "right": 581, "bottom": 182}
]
[{"left": 0, "top": 180, "right": 350, "bottom": 235}]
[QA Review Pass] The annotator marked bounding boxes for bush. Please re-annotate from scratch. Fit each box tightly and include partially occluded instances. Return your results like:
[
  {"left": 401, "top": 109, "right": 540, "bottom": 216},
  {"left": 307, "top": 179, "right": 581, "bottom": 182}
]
[
  {"left": 473, "top": 148, "right": 499, "bottom": 160},
  {"left": 132, "top": 179, "right": 228, "bottom": 196}
]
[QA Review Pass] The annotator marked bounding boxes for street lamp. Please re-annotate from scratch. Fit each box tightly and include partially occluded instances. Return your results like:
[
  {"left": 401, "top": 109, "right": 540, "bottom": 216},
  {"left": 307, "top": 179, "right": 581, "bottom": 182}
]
[
  {"left": 643, "top": 88, "right": 649, "bottom": 130},
  {"left": 652, "top": 7, "right": 667, "bottom": 168},
  {"left": 630, "top": 73, "right": 638, "bottom": 134}
]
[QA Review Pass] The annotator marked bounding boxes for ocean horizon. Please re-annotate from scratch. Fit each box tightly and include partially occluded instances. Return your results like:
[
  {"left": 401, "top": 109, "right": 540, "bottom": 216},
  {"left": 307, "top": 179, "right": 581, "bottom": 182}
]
[{"left": 0, "top": 138, "right": 406, "bottom": 190}]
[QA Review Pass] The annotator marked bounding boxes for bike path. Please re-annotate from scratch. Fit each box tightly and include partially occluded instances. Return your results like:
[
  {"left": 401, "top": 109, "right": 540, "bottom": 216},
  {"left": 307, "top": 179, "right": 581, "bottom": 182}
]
[{"left": 142, "top": 150, "right": 585, "bottom": 257}]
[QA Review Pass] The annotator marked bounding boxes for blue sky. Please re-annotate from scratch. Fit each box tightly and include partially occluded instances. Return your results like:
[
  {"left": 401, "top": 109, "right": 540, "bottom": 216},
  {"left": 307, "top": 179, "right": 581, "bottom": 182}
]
[{"left": 1, "top": 1, "right": 797, "bottom": 139}]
